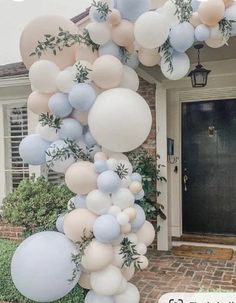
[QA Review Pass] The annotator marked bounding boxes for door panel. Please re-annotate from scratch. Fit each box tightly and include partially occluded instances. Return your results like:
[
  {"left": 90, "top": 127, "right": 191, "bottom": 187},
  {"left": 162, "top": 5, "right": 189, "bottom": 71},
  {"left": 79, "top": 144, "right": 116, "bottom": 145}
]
[{"left": 182, "top": 99, "right": 236, "bottom": 235}]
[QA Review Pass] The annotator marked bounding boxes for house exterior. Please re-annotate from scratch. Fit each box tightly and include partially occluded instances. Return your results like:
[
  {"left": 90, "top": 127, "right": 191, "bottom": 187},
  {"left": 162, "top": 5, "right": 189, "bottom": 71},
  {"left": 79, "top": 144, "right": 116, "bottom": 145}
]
[{"left": 0, "top": 9, "right": 236, "bottom": 251}]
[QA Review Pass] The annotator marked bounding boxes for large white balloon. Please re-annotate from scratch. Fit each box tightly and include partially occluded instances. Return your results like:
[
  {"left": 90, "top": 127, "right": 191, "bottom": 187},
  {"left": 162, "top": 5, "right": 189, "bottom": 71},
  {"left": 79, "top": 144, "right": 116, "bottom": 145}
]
[
  {"left": 88, "top": 88, "right": 152, "bottom": 152},
  {"left": 134, "top": 11, "right": 170, "bottom": 49},
  {"left": 11, "top": 231, "right": 79, "bottom": 302},
  {"left": 112, "top": 188, "right": 135, "bottom": 210},
  {"left": 114, "top": 283, "right": 140, "bottom": 303},
  {"left": 119, "top": 65, "right": 139, "bottom": 91},
  {"left": 86, "top": 22, "right": 111, "bottom": 45},
  {"left": 161, "top": 52, "right": 190, "bottom": 80},
  {"left": 86, "top": 190, "right": 112, "bottom": 215}
]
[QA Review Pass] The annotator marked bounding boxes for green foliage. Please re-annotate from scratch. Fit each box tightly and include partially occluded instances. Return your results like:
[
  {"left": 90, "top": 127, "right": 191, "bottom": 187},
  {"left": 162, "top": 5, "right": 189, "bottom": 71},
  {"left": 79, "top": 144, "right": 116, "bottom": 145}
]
[
  {"left": 0, "top": 239, "right": 85, "bottom": 303},
  {"left": 128, "top": 147, "right": 167, "bottom": 221},
  {"left": 91, "top": 0, "right": 111, "bottom": 21},
  {"left": 159, "top": 38, "right": 173, "bottom": 73},
  {"left": 120, "top": 237, "right": 141, "bottom": 269},
  {"left": 39, "top": 113, "right": 62, "bottom": 131},
  {"left": 173, "top": 0, "right": 193, "bottom": 23},
  {"left": 219, "top": 18, "right": 233, "bottom": 43},
  {"left": 74, "top": 61, "right": 92, "bottom": 83},
  {"left": 1, "top": 176, "right": 74, "bottom": 235}
]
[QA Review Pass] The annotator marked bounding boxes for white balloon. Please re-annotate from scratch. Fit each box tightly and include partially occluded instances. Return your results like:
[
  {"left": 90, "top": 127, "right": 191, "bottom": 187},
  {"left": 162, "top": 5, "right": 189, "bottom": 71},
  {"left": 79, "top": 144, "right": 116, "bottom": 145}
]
[
  {"left": 162, "top": 0, "right": 180, "bottom": 27},
  {"left": 114, "top": 283, "right": 140, "bottom": 303},
  {"left": 56, "top": 67, "right": 76, "bottom": 93},
  {"left": 136, "top": 243, "right": 147, "bottom": 255},
  {"left": 117, "top": 212, "right": 130, "bottom": 225},
  {"left": 134, "top": 11, "right": 170, "bottom": 49},
  {"left": 108, "top": 205, "right": 122, "bottom": 216},
  {"left": 107, "top": 158, "right": 118, "bottom": 171},
  {"left": 86, "top": 22, "right": 111, "bottom": 45},
  {"left": 113, "top": 245, "right": 123, "bottom": 268},
  {"left": 136, "top": 220, "right": 156, "bottom": 247},
  {"left": 120, "top": 65, "right": 139, "bottom": 91},
  {"left": 90, "top": 265, "right": 123, "bottom": 296},
  {"left": 116, "top": 278, "right": 128, "bottom": 295},
  {"left": 109, "top": 153, "right": 129, "bottom": 161},
  {"left": 112, "top": 188, "right": 135, "bottom": 210},
  {"left": 36, "top": 123, "right": 59, "bottom": 142},
  {"left": 88, "top": 88, "right": 152, "bottom": 152},
  {"left": 29, "top": 60, "right": 60, "bottom": 93},
  {"left": 161, "top": 51, "right": 190, "bottom": 80},
  {"left": 86, "top": 190, "right": 112, "bottom": 215}
]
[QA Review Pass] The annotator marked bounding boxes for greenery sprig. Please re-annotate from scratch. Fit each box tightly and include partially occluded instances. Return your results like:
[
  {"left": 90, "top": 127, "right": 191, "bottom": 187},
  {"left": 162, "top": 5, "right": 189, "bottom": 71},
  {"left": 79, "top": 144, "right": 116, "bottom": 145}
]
[
  {"left": 219, "top": 18, "right": 233, "bottom": 44},
  {"left": 172, "top": 0, "right": 193, "bottom": 23},
  {"left": 80, "top": 28, "right": 100, "bottom": 52},
  {"left": 74, "top": 61, "right": 92, "bottom": 83},
  {"left": 159, "top": 38, "right": 173, "bottom": 73},
  {"left": 91, "top": 0, "right": 111, "bottom": 21},
  {"left": 46, "top": 139, "right": 90, "bottom": 168},
  {"left": 120, "top": 237, "right": 141, "bottom": 270},
  {"left": 115, "top": 163, "right": 129, "bottom": 180},
  {"left": 69, "top": 231, "right": 94, "bottom": 282},
  {"left": 39, "top": 113, "right": 62, "bottom": 131}
]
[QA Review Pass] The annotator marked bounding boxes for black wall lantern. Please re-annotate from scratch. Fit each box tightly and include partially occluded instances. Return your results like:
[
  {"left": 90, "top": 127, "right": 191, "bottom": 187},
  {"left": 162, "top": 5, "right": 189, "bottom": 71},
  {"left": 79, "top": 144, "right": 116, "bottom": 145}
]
[{"left": 188, "top": 43, "right": 211, "bottom": 88}]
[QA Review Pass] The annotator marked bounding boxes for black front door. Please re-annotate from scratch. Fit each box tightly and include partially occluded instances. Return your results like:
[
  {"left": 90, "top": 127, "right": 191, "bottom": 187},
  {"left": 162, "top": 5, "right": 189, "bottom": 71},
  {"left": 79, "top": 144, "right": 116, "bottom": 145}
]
[{"left": 182, "top": 99, "right": 236, "bottom": 236}]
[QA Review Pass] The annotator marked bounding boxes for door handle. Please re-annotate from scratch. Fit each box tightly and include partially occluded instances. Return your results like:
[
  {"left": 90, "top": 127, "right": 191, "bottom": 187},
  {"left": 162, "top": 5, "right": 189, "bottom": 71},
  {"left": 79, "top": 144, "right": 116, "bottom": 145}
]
[{"left": 183, "top": 175, "right": 188, "bottom": 192}]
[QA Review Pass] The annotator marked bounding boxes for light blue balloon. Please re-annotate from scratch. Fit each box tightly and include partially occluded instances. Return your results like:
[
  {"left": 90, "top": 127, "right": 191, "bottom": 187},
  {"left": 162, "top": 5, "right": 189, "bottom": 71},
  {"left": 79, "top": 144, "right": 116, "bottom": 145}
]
[
  {"left": 84, "top": 131, "right": 97, "bottom": 148},
  {"left": 123, "top": 53, "right": 139, "bottom": 69},
  {"left": 131, "top": 173, "right": 142, "bottom": 182},
  {"left": 19, "top": 134, "right": 50, "bottom": 165},
  {"left": 56, "top": 213, "right": 66, "bottom": 233},
  {"left": 93, "top": 214, "right": 121, "bottom": 243},
  {"left": 85, "top": 290, "right": 115, "bottom": 303},
  {"left": 170, "top": 22, "right": 195, "bottom": 53},
  {"left": 135, "top": 189, "right": 145, "bottom": 201},
  {"left": 74, "top": 195, "right": 87, "bottom": 209},
  {"left": 99, "top": 41, "right": 123, "bottom": 61},
  {"left": 131, "top": 204, "right": 146, "bottom": 231},
  {"left": 49, "top": 93, "right": 73, "bottom": 118},
  {"left": 97, "top": 170, "right": 121, "bottom": 193},
  {"left": 94, "top": 160, "right": 108, "bottom": 174},
  {"left": 191, "top": 0, "right": 200, "bottom": 12},
  {"left": 116, "top": 0, "right": 150, "bottom": 22},
  {"left": 68, "top": 84, "right": 96, "bottom": 112},
  {"left": 195, "top": 24, "right": 210, "bottom": 41},
  {"left": 59, "top": 118, "right": 83, "bottom": 140},
  {"left": 11, "top": 231, "right": 80, "bottom": 302}
]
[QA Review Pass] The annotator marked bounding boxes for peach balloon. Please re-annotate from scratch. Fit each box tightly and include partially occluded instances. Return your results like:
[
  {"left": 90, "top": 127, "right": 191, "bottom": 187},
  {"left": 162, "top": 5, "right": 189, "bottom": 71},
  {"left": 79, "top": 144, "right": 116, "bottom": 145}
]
[
  {"left": 94, "top": 152, "right": 108, "bottom": 161},
  {"left": 138, "top": 48, "right": 161, "bottom": 67},
  {"left": 79, "top": 272, "right": 92, "bottom": 289},
  {"left": 112, "top": 20, "right": 135, "bottom": 47},
  {"left": 198, "top": 0, "right": 225, "bottom": 27},
  {"left": 92, "top": 55, "right": 123, "bottom": 89},
  {"left": 64, "top": 208, "right": 97, "bottom": 242},
  {"left": 190, "top": 12, "right": 202, "bottom": 28},
  {"left": 71, "top": 110, "right": 89, "bottom": 126},
  {"left": 206, "top": 36, "right": 226, "bottom": 48},
  {"left": 107, "top": 9, "right": 122, "bottom": 26},
  {"left": 27, "top": 91, "right": 50, "bottom": 114},
  {"left": 136, "top": 221, "right": 155, "bottom": 247},
  {"left": 121, "top": 223, "right": 132, "bottom": 234},
  {"left": 65, "top": 161, "right": 98, "bottom": 194},
  {"left": 121, "top": 265, "right": 135, "bottom": 281},
  {"left": 123, "top": 207, "right": 137, "bottom": 221},
  {"left": 129, "top": 181, "right": 142, "bottom": 194},
  {"left": 20, "top": 15, "right": 78, "bottom": 70},
  {"left": 223, "top": 0, "right": 233, "bottom": 8},
  {"left": 75, "top": 44, "right": 98, "bottom": 64}
]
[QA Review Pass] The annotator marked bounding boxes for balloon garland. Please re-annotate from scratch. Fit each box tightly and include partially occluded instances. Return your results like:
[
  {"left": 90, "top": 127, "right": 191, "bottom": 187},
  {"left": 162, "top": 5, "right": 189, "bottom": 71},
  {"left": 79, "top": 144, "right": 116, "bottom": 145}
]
[{"left": 11, "top": 0, "right": 236, "bottom": 302}]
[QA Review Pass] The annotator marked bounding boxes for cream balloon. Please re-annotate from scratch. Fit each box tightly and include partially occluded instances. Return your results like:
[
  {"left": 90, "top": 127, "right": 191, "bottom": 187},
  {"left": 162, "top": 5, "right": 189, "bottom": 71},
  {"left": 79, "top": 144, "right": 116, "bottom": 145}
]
[
  {"left": 134, "top": 11, "right": 170, "bottom": 49},
  {"left": 86, "top": 22, "right": 111, "bottom": 45},
  {"left": 36, "top": 124, "right": 59, "bottom": 142},
  {"left": 64, "top": 209, "right": 97, "bottom": 242},
  {"left": 121, "top": 223, "right": 132, "bottom": 234},
  {"left": 121, "top": 265, "right": 135, "bottom": 281},
  {"left": 90, "top": 265, "right": 123, "bottom": 296},
  {"left": 123, "top": 207, "right": 137, "bottom": 221},
  {"left": 27, "top": 92, "right": 50, "bottom": 114},
  {"left": 81, "top": 240, "right": 114, "bottom": 272},
  {"left": 112, "top": 20, "right": 135, "bottom": 47},
  {"left": 86, "top": 190, "right": 112, "bottom": 215},
  {"left": 206, "top": 36, "right": 226, "bottom": 48},
  {"left": 65, "top": 161, "right": 98, "bottom": 195},
  {"left": 88, "top": 88, "right": 152, "bottom": 152},
  {"left": 198, "top": 0, "right": 225, "bottom": 27},
  {"left": 75, "top": 44, "right": 98, "bottom": 64},
  {"left": 138, "top": 48, "right": 161, "bottom": 67},
  {"left": 79, "top": 272, "right": 92, "bottom": 289},
  {"left": 150, "top": 0, "right": 166, "bottom": 9},
  {"left": 136, "top": 221, "right": 155, "bottom": 247},
  {"left": 107, "top": 9, "right": 122, "bottom": 26},
  {"left": 56, "top": 67, "right": 76, "bottom": 93},
  {"left": 138, "top": 255, "right": 149, "bottom": 270},
  {"left": 113, "top": 245, "right": 123, "bottom": 268},
  {"left": 94, "top": 152, "right": 108, "bottom": 161},
  {"left": 71, "top": 110, "right": 89, "bottom": 126},
  {"left": 29, "top": 60, "right": 60, "bottom": 93},
  {"left": 136, "top": 243, "right": 147, "bottom": 255},
  {"left": 190, "top": 12, "right": 201, "bottom": 28},
  {"left": 120, "top": 66, "right": 139, "bottom": 91},
  {"left": 92, "top": 55, "right": 123, "bottom": 89},
  {"left": 112, "top": 188, "right": 135, "bottom": 210},
  {"left": 20, "top": 15, "right": 78, "bottom": 70},
  {"left": 129, "top": 181, "right": 142, "bottom": 194},
  {"left": 115, "top": 283, "right": 140, "bottom": 303}
]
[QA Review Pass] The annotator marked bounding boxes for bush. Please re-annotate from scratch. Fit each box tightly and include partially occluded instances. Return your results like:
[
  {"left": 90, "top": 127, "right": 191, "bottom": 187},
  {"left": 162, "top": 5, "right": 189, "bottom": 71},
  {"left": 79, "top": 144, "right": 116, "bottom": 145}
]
[
  {"left": 0, "top": 239, "right": 85, "bottom": 303},
  {"left": 1, "top": 176, "right": 74, "bottom": 235}
]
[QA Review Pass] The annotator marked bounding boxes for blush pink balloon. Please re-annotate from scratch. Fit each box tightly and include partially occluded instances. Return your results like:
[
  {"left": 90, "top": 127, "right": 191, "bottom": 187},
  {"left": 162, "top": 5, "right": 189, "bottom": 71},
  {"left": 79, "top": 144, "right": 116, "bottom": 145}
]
[
  {"left": 190, "top": 12, "right": 202, "bottom": 28},
  {"left": 71, "top": 110, "right": 89, "bottom": 126},
  {"left": 198, "top": 0, "right": 225, "bottom": 27},
  {"left": 20, "top": 15, "right": 79, "bottom": 70},
  {"left": 112, "top": 20, "right": 135, "bottom": 47},
  {"left": 75, "top": 44, "right": 98, "bottom": 64},
  {"left": 79, "top": 272, "right": 92, "bottom": 290},
  {"left": 107, "top": 9, "right": 122, "bottom": 26},
  {"left": 27, "top": 91, "right": 51, "bottom": 114},
  {"left": 223, "top": 0, "right": 233, "bottom": 8},
  {"left": 138, "top": 48, "right": 161, "bottom": 67}
]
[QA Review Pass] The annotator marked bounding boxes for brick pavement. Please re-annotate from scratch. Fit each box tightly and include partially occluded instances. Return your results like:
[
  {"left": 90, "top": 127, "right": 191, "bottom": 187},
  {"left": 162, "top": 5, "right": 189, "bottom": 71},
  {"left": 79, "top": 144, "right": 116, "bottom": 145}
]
[{"left": 132, "top": 250, "right": 236, "bottom": 303}]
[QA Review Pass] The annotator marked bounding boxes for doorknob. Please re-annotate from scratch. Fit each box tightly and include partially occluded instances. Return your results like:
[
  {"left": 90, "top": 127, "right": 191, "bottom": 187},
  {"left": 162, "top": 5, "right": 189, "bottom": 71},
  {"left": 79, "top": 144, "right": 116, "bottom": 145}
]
[{"left": 183, "top": 174, "right": 188, "bottom": 192}]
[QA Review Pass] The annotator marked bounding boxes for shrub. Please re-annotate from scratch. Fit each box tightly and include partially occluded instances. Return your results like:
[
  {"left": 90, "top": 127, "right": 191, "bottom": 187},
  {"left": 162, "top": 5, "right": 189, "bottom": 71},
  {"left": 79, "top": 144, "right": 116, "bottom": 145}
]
[
  {"left": 0, "top": 239, "right": 85, "bottom": 303},
  {"left": 1, "top": 176, "right": 74, "bottom": 235}
]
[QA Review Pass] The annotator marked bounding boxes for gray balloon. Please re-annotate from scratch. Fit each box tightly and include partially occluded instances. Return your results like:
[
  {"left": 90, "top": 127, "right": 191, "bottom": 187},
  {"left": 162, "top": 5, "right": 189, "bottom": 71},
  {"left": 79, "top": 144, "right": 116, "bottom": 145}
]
[
  {"left": 56, "top": 213, "right": 67, "bottom": 233},
  {"left": 11, "top": 231, "right": 80, "bottom": 302},
  {"left": 131, "top": 204, "right": 146, "bottom": 231}
]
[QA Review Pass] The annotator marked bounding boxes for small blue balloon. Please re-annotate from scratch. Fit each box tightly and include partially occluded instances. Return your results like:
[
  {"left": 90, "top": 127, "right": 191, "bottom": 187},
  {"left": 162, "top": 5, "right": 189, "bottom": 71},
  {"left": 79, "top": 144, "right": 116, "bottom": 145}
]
[
  {"left": 93, "top": 214, "right": 121, "bottom": 243},
  {"left": 191, "top": 0, "right": 200, "bottom": 12},
  {"left": 49, "top": 93, "right": 73, "bottom": 118},
  {"left": 94, "top": 160, "right": 108, "bottom": 174},
  {"left": 59, "top": 118, "right": 83, "bottom": 140},
  {"left": 99, "top": 41, "right": 123, "bottom": 61},
  {"left": 123, "top": 53, "right": 139, "bottom": 69},
  {"left": 135, "top": 189, "right": 145, "bottom": 201},
  {"left": 84, "top": 131, "right": 97, "bottom": 148},
  {"left": 131, "top": 173, "right": 142, "bottom": 182},
  {"left": 97, "top": 170, "right": 121, "bottom": 193},
  {"left": 19, "top": 134, "right": 50, "bottom": 165},
  {"left": 170, "top": 22, "right": 195, "bottom": 53},
  {"left": 195, "top": 24, "right": 210, "bottom": 41},
  {"left": 74, "top": 195, "right": 87, "bottom": 209},
  {"left": 85, "top": 290, "right": 115, "bottom": 303},
  {"left": 69, "top": 84, "right": 96, "bottom": 112},
  {"left": 116, "top": 0, "right": 150, "bottom": 22},
  {"left": 56, "top": 213, "right": 66, "bottom": 233},
  {"left": 131, "top": 204, "right": 146, "bottom": 231}
]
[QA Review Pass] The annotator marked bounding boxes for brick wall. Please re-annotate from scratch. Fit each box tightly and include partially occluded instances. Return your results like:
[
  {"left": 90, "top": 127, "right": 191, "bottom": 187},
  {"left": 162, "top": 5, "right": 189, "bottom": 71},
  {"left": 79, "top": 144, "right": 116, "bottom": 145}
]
[{"left": 0, "top": 224, "right": 25, "bottom": 241}]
